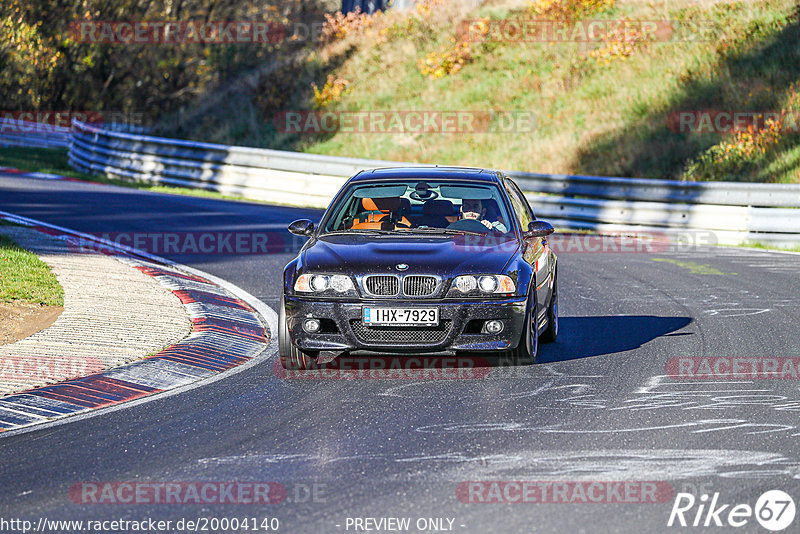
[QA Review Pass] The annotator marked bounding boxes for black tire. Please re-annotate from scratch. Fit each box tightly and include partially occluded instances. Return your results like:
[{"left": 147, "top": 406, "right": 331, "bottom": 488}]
[
  {"left": 540, "top": 273, "right": 558, "bottom": 343},
  {"left": 278, "top": 295, "right": 318, "bottom": 370},
  {"left": 511, "top": 289, "right": 538, "bottom": 365}
]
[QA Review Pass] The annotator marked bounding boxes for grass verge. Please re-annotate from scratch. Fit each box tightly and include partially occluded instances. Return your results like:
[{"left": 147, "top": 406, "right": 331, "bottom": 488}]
[
  {"left": 0, "top": 234, "right": 64, "bottom": 306},
  {"left": 158, "top": 0, "right": 799, "bottom": 183}
]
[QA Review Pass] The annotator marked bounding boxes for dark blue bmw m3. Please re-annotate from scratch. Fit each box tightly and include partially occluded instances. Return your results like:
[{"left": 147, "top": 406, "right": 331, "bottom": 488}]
[{"left": 280, "top": 166, "right": 558, "bottom": 369}]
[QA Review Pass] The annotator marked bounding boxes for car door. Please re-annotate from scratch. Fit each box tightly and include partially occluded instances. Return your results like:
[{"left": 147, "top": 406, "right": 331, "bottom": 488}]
[{"left": 504, "top": 178, "right": 552, "bottom": 319}]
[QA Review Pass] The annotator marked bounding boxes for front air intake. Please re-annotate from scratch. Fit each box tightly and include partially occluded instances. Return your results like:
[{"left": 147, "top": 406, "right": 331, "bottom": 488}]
[
  {"left": 364, "top": 275, "right": 400, "bottom": 296},
  {"left": 403, "top": 275, "right": 437, "bottom": 297}
]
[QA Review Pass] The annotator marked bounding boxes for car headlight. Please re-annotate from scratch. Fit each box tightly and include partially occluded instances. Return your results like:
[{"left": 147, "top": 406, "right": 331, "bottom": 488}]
[
  {"left": 294, "top": 274, "right": 357, "bottom": 296},
  {"left": 449, "top": 275, "right": 516, "bottom": 296},
  {"left": 479, "top": 275, "right": 498, "bottom": 293},
  {"left": 455, "top": 275, "right": 477, "bottom": 293}
]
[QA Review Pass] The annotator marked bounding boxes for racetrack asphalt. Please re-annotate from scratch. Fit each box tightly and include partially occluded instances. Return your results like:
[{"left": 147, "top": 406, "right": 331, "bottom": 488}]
[{"left": 1, "top": 172, "right": 799, "bottom": 533}]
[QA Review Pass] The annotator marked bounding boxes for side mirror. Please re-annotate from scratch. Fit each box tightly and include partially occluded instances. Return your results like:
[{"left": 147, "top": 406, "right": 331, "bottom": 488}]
[
  {"left": 288, "top": 219, "right": 314, "bottom": 237},
  {"left": 524, "top": 220, "right": 554, "bottom": 238}
]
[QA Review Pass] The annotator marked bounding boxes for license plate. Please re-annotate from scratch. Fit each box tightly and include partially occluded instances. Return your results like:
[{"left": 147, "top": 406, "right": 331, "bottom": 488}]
[{"left": 362, "top": 307, "right": 439, "bottom": 326}]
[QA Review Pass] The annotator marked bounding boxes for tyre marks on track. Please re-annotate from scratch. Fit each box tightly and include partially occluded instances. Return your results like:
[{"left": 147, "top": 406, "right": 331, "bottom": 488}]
[{"left": 197, "top": 449, "right": 800, "bottom": 481}]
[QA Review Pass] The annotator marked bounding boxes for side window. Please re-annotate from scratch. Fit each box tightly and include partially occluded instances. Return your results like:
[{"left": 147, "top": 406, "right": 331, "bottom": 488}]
[
  {"left": 504, "top": 179, "right": 533, "bottom": 232},
  {"left": 507, "top": 179, "right": 536, "bottom": 221}
]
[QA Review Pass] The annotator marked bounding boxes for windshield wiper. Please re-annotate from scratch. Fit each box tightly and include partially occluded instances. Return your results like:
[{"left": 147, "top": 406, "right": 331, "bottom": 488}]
[
  {"left": 320, "top": 228, "right": 488, "bottom": 237},
  {"left": 319, "top": 229, "right": 399, "bottom": 236},
  {"left": 405, "top": 227, "right": 486, "bottom": 237}
]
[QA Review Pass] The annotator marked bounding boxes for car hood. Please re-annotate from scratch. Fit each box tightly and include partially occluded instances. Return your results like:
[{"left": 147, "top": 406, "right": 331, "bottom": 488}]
[{"left": 301, "top": 233, "right": 519, "bottom": 277}]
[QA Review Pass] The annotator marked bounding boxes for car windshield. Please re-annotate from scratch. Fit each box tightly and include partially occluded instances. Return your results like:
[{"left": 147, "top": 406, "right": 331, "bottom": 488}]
[{"left": 321, "top": 180, "right": 513, "bottom": 235}]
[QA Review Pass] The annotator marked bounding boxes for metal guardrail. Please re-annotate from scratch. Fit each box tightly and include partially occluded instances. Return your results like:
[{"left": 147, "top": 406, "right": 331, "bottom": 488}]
[
  {"left": 0, "top": 118, "right": 71, "bottom": 149},
  {"left": 68, "top": 119, "right": 800, "bottom": 246},
  {"left": 0, "top": 118, "right": 149, "bottom": 150},
  {"left": 508, "top": 171, "right": 800, "bottom": 208}
]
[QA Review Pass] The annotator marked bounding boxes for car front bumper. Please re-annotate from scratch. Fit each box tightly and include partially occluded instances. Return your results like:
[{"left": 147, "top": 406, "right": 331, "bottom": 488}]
[{"left": 284, "top": 296, "right": 527, "bottom": 353}]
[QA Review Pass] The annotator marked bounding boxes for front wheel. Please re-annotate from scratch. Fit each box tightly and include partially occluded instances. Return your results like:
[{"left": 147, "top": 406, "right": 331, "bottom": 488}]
[
  {"left": 278, "top": 295, "right": 318, "bottom": 370},
  {"left": 511, "top": 290, "right": 538, "bottom": 365},
  {"left": 540, "top": 274, "right": 558, "bottom": 343}
]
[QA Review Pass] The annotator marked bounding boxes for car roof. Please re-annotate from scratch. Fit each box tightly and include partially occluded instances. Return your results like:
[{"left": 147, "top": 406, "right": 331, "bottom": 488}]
[{"left": 350, "top": 166, "right": 503, "bottom": 184}]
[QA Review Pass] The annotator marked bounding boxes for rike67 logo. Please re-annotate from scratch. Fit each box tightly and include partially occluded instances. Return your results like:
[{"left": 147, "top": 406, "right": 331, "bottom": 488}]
[{"left": 668, "top": 490, "right": 796, "bottom": 531}]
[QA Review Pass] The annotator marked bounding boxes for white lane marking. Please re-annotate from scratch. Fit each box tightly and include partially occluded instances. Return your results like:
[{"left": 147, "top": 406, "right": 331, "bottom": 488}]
[
  {"left": 413, "top": 418, "right": 795, "bottom": 436},
  {"left": 149, "top": 276, "right": 228, "bottom": 295},
  {"left": 103, "top": 359, "right": 218, "bottom": 389},
  {"left": 734, "top": 248, "right": 800, "bottom": 257},
  {"left": 181, "top": 330, "right": 266, "bottom": 357},
  {"left": 703, "top": 308, "right": 771, "bottom": 317},
  {"left": 23, "top": 172, "right": 65, "bottom": 180},
  {"left": 197, "top": 449, "right": 800, "bottom": 481},
  {"left": 183, "top": 301, "right": 263, "bottom": 325},
  {"left": 0, "top": 407, "right": 46, "bottom": 423},
  {"left": 0, "top": 394, "right": 84, "bottom": 415},
  {"left": 0, "top": 209, "right": 279, "bottom": 439}
]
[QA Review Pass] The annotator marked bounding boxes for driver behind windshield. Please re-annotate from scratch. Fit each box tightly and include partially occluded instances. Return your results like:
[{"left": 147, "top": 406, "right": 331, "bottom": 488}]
[{"left": 460, "top": 198, "right": 508, "bottom": 233}]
